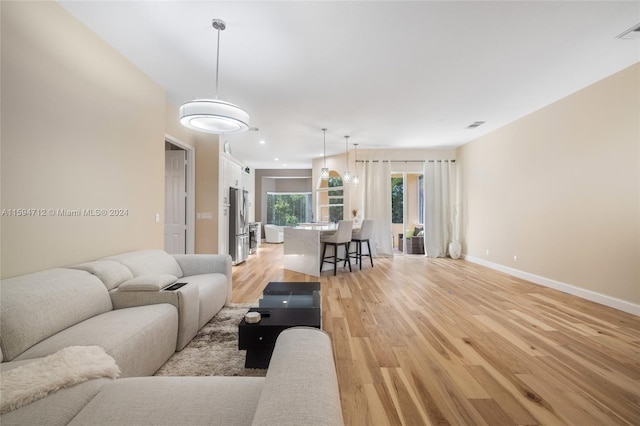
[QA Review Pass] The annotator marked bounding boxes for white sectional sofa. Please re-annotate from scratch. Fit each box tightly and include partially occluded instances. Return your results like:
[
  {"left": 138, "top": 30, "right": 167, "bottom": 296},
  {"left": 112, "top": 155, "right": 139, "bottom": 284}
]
[{"left": 0, "top": 249, "right": 344, "bottom": 425}]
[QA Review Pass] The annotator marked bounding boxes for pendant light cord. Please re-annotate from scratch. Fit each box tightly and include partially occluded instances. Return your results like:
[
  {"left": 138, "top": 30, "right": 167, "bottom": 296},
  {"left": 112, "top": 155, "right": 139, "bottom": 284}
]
[
  {"left": 216, "top": 30, "right": 220, "bottom": 99},
  {"left": 215, "top": 25, "right": 221, "bottom": 99},
  {"left": 212, "top": 19, "right": 226, "bottom": 99},
  {"left": 322, "top": 128, "right": 327, "bottom": 168},
  {"left": 345, "top": 136, "right": 350, "bottom": 165}
]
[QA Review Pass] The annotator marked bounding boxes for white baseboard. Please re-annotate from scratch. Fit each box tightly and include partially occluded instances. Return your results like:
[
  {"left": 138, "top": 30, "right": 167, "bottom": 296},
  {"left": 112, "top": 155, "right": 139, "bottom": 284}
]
[{"left": 463, "top": 255, "right": 639, "bottom": 316}]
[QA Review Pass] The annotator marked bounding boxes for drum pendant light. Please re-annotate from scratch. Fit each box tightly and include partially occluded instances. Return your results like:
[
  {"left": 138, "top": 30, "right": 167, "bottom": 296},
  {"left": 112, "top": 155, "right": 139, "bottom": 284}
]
[{"left": 180, "top": 19, "right": 250, "bottom": 134}]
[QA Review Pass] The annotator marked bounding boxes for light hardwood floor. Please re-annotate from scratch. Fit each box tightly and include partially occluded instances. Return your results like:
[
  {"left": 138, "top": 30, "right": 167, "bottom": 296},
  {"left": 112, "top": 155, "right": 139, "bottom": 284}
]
[{"left": 232, "top": 243, "right": 640, "bottom": 425}]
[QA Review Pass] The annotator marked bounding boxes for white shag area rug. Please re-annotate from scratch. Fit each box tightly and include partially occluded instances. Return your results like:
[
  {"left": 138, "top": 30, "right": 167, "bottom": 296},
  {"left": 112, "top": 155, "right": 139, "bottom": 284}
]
[
  {"left": 1, "top": 345, "right": 120, "bottom": 414},
  {"left": 154, "top": 303, "right": 266, "bottom": 377}
]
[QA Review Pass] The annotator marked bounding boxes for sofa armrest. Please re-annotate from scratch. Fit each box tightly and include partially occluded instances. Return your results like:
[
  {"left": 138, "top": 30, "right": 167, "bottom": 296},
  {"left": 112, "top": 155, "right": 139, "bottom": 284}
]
[
  {"left": 118, "top": 274, "right": 177, "bottom": 292},
  {"left": 172, "top": 254, "right": 232, "bottom": 305},
  {"left": 110, "top": 283, "right": 199, "bottom": 351},
  {"left": 251, "top": 327, "right": 344, "bottom": 426}
]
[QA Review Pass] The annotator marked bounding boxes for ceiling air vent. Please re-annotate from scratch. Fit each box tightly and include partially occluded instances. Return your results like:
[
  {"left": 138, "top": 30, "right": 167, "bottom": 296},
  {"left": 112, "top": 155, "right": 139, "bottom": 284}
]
[
  {"left": 466, "top": 121, "right": 485, "bottom": 129},
  {"left": 616, "top": 23, "right": 640, "bottom": 40}
]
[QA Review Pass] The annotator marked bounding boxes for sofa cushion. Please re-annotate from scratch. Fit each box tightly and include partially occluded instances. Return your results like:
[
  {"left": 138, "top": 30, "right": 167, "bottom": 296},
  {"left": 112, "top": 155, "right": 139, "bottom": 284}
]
[
  {"left": 0, "top": 269, "right": 113, "bottom": 361},
  {"left": 118, "top": 274, "right": 178, "bottom": 292},
  {"left": 101, "top": 249, "right": 184, "bottom": 279},
  {"left": 184, "top": 274, "right": 229, "bottom": 328},
  {"left": 14, "top": 304, "right": 178, "bottom": 378},
  {"left": 69, "top": 260, "right": 133, "bottom": 290},
  {"left": 109, "top": 283, "right": 199, "bottom": 351},
  {"left": 67, "top": 376, "right": 265, "bottom": 426}
]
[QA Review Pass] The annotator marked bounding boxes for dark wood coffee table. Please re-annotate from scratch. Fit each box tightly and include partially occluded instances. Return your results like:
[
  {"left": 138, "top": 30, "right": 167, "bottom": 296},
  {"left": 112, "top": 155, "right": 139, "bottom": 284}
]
[{"left": 238, "top": 282, "right": 321, "bottom": 368}]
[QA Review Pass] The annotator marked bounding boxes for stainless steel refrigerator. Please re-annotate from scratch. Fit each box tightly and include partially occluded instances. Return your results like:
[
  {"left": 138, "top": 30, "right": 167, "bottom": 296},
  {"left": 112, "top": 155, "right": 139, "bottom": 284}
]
[{"left": 229, "top": 187, "right": 249, "bottom": 264}]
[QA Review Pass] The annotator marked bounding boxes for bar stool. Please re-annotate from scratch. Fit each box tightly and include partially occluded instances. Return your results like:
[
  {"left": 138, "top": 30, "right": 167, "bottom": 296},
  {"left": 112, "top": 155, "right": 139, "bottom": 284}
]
[
  {"left": 350, "top": 219, "right": 374, "bottom": 269},
  {"left": 320, "top": 220, "right": 353, "bottom": 275}
]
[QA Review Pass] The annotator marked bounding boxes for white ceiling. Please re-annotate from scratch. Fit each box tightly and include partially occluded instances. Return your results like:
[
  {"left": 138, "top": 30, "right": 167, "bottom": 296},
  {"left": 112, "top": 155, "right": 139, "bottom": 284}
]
[{"left": 59, "top": 1, "right": 640, "bottom": 170}]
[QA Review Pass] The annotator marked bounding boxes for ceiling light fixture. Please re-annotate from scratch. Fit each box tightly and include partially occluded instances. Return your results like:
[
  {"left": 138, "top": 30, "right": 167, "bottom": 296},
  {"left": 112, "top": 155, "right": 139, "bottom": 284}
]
[
  {"left": 351, "top": 143, "right": 359, "bottom": 186},
  {"left": 321, "top": 128, "right": 329, "bottom": 180},
  {"left": 343, "top": 135, "right": 351, "bottom": 184},
  {"left": 179, "top": 19, "right": 250, "bottom": 134}
]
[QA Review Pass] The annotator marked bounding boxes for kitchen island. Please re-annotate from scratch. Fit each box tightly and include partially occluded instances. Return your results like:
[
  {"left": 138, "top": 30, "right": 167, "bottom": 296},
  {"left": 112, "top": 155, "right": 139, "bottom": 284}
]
[{"left": 283, "top": 224, "right": 342, "bottom": 276}]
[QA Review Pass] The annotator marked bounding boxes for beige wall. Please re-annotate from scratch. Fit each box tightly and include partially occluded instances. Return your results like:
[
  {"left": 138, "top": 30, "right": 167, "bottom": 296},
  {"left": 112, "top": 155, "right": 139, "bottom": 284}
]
[
  {"left": 165, "top": 104, "right": 196, "bottom": 149},
  {"left": 458, "top": 63, "right": 640, "bottom": 305},
  {"left": 1, "top": 2, "right": 166, "bottom": 278},
  {"left": 194, "top": 134, "right": 221, "bottom": 253}
]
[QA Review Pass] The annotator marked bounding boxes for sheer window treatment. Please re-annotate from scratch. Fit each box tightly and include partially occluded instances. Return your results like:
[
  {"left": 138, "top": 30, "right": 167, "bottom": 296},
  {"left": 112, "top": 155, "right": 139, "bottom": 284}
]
[
  {"left": 363, "top": 161, "right": 393, "bottom": 257},
  {"left": 423, "top": 160, "right": 458, "bottom": 258}
]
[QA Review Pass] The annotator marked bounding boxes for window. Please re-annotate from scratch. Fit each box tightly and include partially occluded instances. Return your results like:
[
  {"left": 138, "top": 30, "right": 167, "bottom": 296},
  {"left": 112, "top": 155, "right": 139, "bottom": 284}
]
[
  {"left": 266, "top": 192, "right": 312, "bottom": 227},
  {"left": 316, "top": 172, "right": 344, "bottom": 223},
  {"left": 391, "top": 173, "right": 423, "bottom": 225},
  {"left": 391, "top": 176, "right": 403, "bottom": 224}
]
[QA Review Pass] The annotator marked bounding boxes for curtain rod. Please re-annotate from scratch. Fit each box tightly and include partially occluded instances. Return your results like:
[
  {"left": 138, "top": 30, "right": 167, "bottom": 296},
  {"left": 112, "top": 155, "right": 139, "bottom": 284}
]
[{"left": 355, "top": 159, "right": 455, "bottom": 163}]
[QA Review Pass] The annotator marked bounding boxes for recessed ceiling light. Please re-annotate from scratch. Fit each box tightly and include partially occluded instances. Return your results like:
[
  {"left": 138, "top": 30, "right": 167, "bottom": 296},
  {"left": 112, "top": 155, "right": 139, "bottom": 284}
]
[
  {"left": 466, "top": 121, "right": 486, "bottom": 129},
  {"left": 274, "top": 157, "right": 279, "bottom": 161},
  {"left": 259, "top": 140, "right": 266, "bottom": 144},
  {"left": 283, "top": 164, "right": 288, "bottom": 167}
]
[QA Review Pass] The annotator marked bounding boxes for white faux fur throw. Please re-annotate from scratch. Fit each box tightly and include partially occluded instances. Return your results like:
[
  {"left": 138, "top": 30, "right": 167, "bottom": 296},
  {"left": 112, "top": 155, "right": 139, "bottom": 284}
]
[{"left": 1, "top": 345, "right": 120, "bottom": 414}]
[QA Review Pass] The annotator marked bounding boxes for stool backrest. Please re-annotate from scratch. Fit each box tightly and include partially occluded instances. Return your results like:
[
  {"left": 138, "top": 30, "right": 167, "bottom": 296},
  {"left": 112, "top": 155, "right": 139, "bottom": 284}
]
[
  {"left": 356, "top": 219, "right": 375, "bottom": 240},
  {"left": 333, "top": 220, "right": 354, "bottom": 244}
]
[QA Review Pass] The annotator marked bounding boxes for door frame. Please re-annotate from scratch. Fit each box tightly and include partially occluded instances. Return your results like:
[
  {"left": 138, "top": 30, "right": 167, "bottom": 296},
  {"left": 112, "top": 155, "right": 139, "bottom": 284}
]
[{"left": 165, "top": 134, "right": 195, "bottom": 254}]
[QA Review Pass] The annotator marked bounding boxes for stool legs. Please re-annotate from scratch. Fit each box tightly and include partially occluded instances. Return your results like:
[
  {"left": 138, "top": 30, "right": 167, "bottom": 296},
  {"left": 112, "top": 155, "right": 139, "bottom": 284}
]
[
  {"left": 321, "top": 241, "right": 352, "bottom": 275},
  {"left": 350, "top": 238, "right": 373, "bottom": 269},
  {"left": 343, "top": 242, "right": 352, "bottom": 272},
  {"left": 320, "top": 243, "right": 328, "bottom": 275}
]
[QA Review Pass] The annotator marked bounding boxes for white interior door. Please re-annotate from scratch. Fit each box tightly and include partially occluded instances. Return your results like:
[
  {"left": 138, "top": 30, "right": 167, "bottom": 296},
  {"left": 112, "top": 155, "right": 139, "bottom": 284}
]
[{"left": 164, "top": 150, "right": 186, "bottom": 254}]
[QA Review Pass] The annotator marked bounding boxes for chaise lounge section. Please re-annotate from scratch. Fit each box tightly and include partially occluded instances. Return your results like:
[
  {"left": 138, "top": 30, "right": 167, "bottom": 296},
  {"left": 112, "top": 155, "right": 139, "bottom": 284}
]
[{"left": 0, "top": 327, "right": 343, "bottom": 426}]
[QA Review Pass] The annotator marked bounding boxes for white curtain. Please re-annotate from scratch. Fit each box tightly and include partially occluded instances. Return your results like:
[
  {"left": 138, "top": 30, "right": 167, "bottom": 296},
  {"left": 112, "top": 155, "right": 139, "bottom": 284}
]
[
  {"left": 423, "top": 160, "right": 457, "bottom": 258},
  {"left": 363, "top": 161, "right": 393, "bottom": 257}
]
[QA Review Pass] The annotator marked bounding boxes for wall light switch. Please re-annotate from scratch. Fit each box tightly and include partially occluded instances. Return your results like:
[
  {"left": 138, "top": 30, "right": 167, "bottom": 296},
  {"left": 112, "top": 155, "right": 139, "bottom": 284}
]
[{"left": 155, "top": 213, "right": 160, "bottom": 223}]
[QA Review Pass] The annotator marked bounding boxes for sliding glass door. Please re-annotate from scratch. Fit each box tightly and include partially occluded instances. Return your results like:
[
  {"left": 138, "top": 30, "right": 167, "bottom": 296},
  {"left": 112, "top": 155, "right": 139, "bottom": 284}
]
[{"left": 391, "top": 172, "right": 424, "bottom": 254}]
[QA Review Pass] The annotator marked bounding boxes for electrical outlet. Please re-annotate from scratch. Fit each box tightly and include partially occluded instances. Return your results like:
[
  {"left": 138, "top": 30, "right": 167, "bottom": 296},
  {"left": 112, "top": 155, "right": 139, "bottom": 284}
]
[
  {"left": 513, "top": 255, "right": 518, "bottom": 262},
  {"left": 485, "top": 249, "right": 490, "bottom": 256},
  {"left": 155, "top": 213, "right": 160, "bottom": 223}
]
